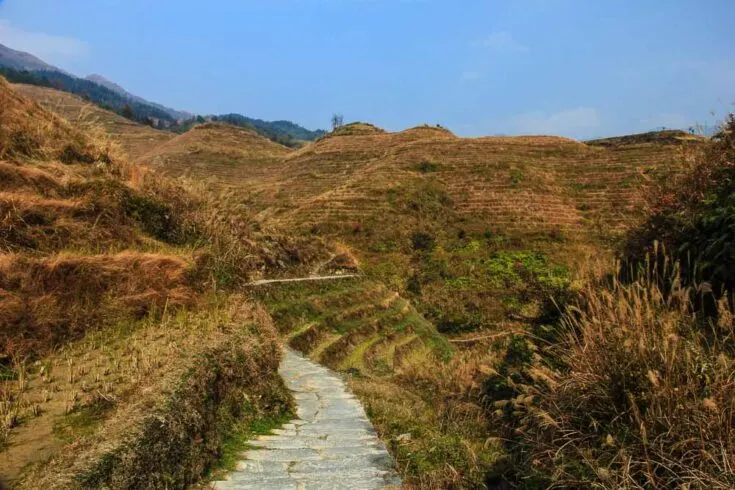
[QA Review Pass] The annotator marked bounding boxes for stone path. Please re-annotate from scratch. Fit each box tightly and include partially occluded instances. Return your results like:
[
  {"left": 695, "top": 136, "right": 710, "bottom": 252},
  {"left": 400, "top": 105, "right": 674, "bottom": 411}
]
[
  {"left": 213, "top": 350, "right": 401, "bottom": 489},
  {"left": 248, "top": 275, "right": 360, "bottom": 286}
]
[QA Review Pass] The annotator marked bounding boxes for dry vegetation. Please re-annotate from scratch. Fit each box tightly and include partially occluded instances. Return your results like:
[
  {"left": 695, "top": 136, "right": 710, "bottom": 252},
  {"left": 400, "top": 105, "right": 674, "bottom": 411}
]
[
  {"left": 0, "top": 76, "right": 324, "bottom": 487},
  {"left": 11, "top": 83, "right": 174, "bottom": 160},
  {"left": 483, "top": 118, "right": 735, "bottom": 489},
  {"left": 12, "top": 80, "right": 727, "bottom": 489}
]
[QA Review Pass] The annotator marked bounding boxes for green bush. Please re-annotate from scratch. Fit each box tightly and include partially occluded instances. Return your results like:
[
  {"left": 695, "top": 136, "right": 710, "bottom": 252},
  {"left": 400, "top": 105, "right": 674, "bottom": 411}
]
[
  {"left": 122, "top": 194, "right": 179, "bottom": 243},
  {"left": 625, "top": 114, "right": 735, "bottom": 302},
  {"left": 411, "top": 232, "right": 435, "bottom": 252}
]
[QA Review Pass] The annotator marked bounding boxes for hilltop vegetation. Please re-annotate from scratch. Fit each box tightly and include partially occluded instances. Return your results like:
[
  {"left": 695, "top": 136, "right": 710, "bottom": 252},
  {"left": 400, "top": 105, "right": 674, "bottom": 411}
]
[{"left": 211, "top": 113, "right": 327, "bottom": 147}]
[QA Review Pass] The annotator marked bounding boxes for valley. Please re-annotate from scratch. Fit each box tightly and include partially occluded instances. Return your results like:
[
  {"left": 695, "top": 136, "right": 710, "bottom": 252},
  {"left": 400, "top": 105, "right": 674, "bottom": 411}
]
[{"left": 1, "top": 75, "right": 731, "bottom": 490}]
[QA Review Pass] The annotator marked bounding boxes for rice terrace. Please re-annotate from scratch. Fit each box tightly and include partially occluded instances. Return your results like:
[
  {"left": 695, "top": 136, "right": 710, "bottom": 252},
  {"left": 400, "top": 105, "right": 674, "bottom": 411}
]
[{"left": 0, "top": 1, "right": 733, "bottom": 489}]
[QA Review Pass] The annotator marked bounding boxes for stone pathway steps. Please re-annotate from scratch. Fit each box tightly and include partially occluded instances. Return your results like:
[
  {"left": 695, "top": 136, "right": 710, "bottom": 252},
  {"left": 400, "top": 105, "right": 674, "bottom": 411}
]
[{"left": 213, "top": 349, "right": 401, "bottom": 490}]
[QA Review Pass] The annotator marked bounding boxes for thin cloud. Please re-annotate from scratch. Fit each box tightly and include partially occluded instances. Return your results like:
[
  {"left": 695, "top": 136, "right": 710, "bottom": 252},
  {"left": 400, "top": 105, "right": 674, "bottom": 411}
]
[
  {"left": 0, "top": 19, "right": 89, "bottom": 62},
  {"left": 513, "top": 107, "right": 601, "bottom": 136},
  {"left": 472, "top": 31, "right": 529, "bottom": 54}
]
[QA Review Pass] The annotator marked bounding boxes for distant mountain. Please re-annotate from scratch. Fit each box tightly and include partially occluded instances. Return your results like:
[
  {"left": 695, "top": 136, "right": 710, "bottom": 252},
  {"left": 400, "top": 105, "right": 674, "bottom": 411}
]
[
  {"left": 85, "top": 74, "right": 192, "bottom": 121},
  {"left": 0, "top": 66, "right": 175, "bottom": 125},
  {"left": 213, "top": 114, "right": 327, "bottom": 146},
  {"left": 0, "top": 42, "right": 326, "bottom": 145},
  {"left": 0, "top": 43, "right": 64, "bottom": 73}
]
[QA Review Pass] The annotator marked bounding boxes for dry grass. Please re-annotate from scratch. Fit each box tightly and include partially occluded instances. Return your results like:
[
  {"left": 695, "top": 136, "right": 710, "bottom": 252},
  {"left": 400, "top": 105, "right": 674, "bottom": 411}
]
[
  {"left": 0, "top": 252, "right": 194, "bottom": 359},
  {"left": 3, "top": 296, "right": 289, "bottom": 488},
  {"left": 12, "top": 83, "right": 175, "bottom": 160},
  {"left": 0, "top": 78, "right": 116, "bottom": 165},
  {"left": 0, "top": 76, "right": 324, "bottom": 486},
  {"left": 496, "top": 253, "right": 735, "bottom": 488},
  {"left": 138, "top": 122, "right": 289, "bottom": 182}
]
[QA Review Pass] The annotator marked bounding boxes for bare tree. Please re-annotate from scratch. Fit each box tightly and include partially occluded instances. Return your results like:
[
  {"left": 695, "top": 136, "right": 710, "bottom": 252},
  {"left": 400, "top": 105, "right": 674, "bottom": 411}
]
[{"left": 331, "top": 113, "right": 344, "bottom": 131}]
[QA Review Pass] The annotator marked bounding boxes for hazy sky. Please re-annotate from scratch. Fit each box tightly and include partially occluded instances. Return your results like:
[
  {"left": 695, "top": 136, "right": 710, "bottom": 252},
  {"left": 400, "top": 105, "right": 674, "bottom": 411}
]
[{"left": 0, "top": 0, "right": 733, "bottom": 138}]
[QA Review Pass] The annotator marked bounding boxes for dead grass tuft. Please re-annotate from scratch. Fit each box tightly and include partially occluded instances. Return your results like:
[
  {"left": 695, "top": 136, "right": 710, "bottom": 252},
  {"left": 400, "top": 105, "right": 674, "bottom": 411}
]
[
  {"left": 0, "top": 252, "right": 194, "bottom": 359},
  {"left": 497, "top": 256, "right": 735, "bottom": 488}
]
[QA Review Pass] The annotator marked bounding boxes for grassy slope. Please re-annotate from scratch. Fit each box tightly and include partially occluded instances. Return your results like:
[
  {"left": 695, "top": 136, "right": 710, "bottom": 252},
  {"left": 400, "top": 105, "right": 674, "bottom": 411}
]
[
  {"left": 137, "top": 122, "right": 290, "bottom": 187},
  {"left": 11, "top": 83, "right": 174, "bottom": 160},
  {"left": 255, "top": 278, "right": 502, "bottom": 488},
  {"left": 0, "top": 77, "right": 320, "bottom": 488},
  {"left": 8, "top": 85, "right": 706, "bottom": 487}
]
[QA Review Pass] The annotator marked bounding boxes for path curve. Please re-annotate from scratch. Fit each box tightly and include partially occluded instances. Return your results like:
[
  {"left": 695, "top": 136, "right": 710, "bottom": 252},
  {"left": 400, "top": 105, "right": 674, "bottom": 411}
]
[{"left": 213, "top": 350, "right": 401, "bottom": 489}]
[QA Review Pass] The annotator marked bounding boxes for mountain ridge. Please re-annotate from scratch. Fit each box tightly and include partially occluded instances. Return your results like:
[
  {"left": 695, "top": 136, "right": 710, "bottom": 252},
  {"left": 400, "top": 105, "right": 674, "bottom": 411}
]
[
  {"left": 0, "top": 42, "right": 325, "bottom": 144},
  {"left": 85, "top": 73, "right": 193, "bottom": 121},
  {"left": 0, "top": 42, "right": 66, "bottom": 73}
]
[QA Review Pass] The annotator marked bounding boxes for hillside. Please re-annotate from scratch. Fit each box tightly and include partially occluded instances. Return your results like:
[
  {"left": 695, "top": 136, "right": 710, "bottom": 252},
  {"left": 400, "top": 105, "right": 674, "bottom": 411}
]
[
  {"left": 146, "top": 120, "right": 689, "bottom": 242},
  {"left": 0, "top": 76, "right": 331, "bottom": 488},
  {"left": 138, "top": 122, "right": 291, "bottom": 186},
  {"left": 12, "top": 83, "right": 175, "bottom": 160},
  {"left": 0, "top": 45, "right": 325, "bottom": 146}
]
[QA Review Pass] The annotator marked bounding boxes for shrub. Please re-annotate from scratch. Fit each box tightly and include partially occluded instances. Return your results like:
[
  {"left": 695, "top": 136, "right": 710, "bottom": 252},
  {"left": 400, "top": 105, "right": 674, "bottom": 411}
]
[
  {"left": 625, "top": 114, "right": 735, "bottom": 302},
  {"left": 411, "top": 232, "right": 435, "bottom": 252},
  {"left": 414, "top": 160, "right": 440, "bottom": 173},
  {"left": 490, "top": 259, "right": 735, "bottom": 488},
  {"left": 122, "top": 194, "right": 179, "bottom": 243}
]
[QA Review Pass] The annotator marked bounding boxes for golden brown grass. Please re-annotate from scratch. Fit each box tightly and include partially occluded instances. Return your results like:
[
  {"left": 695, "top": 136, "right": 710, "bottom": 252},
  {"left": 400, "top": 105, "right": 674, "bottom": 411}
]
[
  {"left": 496, "top": 253, "right": 735, "bottom": 488},
  {"left": 137, "top": 122, "right": 289, "bottom": 182},
  {"left": 3, "top": 296, "right": 288, "bottom": 488},
  {"left": 0, "top": 76, "right": 325, "bottom": 486},
  {"left": 12, "top": 83, "right": 175, "bottom": 160}
]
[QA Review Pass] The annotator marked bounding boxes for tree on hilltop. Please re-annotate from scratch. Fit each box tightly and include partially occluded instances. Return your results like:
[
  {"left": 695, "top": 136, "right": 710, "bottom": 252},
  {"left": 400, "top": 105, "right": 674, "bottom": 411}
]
[{"left": 331, "top": 113, "right": 344, "bottom": 131}]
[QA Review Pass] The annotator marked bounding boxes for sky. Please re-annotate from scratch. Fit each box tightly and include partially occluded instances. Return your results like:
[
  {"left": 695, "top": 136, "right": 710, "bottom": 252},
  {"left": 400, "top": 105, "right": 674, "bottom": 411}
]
[{"left": 0, "top": 0, "right": 733, "bottom": 139}]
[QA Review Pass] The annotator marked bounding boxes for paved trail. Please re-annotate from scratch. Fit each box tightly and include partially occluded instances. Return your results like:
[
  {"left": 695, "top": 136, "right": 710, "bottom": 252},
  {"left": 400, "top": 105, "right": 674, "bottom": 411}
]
[
  {"left": 248, "top": 275, "right": 359, "bottom": 286},
  {"left": 213, "top": 350, "right": 401, "bottom": 489}
]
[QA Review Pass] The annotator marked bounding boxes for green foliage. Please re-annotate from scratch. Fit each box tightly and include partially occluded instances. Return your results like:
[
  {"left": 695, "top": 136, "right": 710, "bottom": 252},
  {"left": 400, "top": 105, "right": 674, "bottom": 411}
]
[
  {"left": 122, "top": 194, "right": 180, "bottom": 243},
  {"left": 411, "top": 232, "right": 435, "bottom": 252},
  {"left": 413, "top": 160, "right": 441, "bottom": 173},
  {"left": 212, "top": 113, "right": 326, "bottom": 146},
  {"left": 625, "top": 114, "right": 735, "bottom": 300}
]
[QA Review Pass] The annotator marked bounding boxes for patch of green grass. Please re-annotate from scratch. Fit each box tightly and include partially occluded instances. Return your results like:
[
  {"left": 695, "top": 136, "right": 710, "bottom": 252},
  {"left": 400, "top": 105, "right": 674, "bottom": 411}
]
[
  {"left": 412, "top": 160, "right": 442, "bottom": 173},
  {"left": 53, "top": 399, "right": 115, "bottom": 443},
  {"left": 210, "top": 402, "right": 294, "bottom": 476}
]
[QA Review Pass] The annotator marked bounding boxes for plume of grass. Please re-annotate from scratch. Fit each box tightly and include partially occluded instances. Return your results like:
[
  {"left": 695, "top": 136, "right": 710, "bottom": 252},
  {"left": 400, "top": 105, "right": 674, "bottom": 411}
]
[{"left": 503, "top": 251, "right": 735, "bottom": 488}]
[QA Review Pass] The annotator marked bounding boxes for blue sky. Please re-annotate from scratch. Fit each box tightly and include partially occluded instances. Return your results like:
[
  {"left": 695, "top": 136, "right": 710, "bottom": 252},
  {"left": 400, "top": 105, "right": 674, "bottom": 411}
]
[{"left": 0, "top": 0, "right": 733, "bottom": 138}]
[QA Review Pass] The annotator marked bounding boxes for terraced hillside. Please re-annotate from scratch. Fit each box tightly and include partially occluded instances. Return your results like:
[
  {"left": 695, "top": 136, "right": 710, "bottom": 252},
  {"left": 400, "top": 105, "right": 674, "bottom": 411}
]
[
  {"left": 12, "top": 86, "right": 697, "bottom": 243},
  {"left": 11, "top": 83, "right": 174, "bottom": 160},
  {"left": 0, "top": 76, "right": 330, "bottom": 488},
  {"left": 138, "top": 122, "right": 290, "bottom": 186},
  {"left": 127, "top": 120, "right": 698, "bottom": 243},
  {"left": 259, "top": 126, "right": 697, "bottom": 238},
  {"left": 255, "top": 278, "right": 502, "bottom": 488}
]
